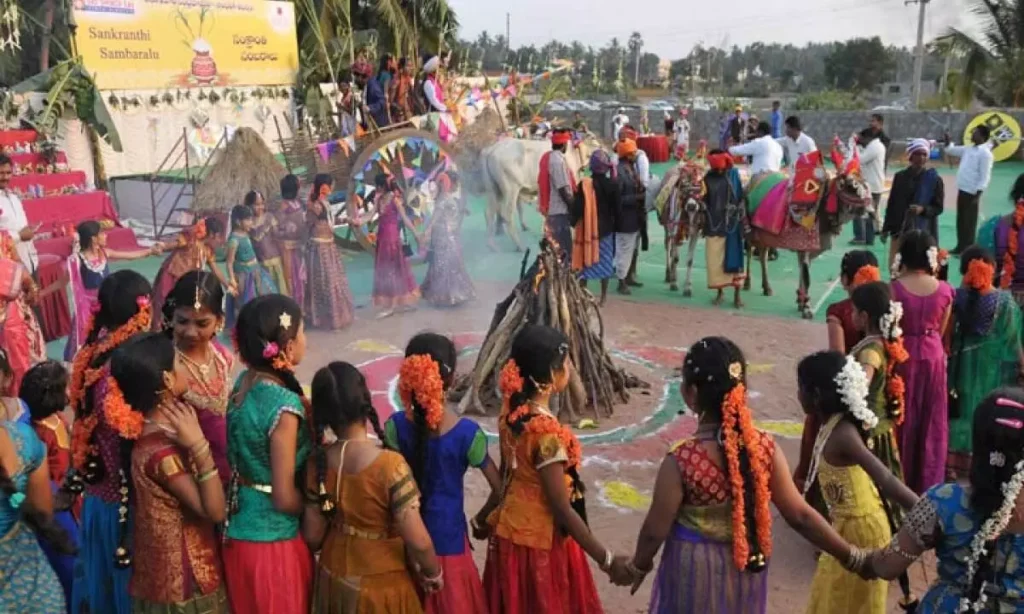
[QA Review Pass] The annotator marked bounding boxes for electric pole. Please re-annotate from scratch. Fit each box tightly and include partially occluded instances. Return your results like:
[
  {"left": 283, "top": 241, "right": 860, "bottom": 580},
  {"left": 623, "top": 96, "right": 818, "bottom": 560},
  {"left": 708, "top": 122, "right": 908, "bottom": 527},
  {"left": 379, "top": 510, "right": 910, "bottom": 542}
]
[
  {"left": 506, "top": 13, "right": 511, "bottom": 52},
  {"left": 907, "top": 0, "right": 930, "bottom": 109}
]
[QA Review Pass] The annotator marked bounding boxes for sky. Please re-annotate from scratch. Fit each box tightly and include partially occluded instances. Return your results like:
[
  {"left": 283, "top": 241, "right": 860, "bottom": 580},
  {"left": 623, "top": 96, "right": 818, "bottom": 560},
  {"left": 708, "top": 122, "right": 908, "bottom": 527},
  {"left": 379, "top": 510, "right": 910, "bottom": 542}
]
[{"left": 447, "top": 0, "right": 976, "bottom": 60}]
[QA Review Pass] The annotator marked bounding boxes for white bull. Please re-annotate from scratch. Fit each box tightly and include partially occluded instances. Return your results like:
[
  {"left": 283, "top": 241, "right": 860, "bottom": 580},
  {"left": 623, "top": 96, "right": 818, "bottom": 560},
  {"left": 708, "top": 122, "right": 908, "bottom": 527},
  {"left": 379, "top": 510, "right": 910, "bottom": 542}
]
[{"left": 472, "top": 137, "right": 595, "bottom": 251}]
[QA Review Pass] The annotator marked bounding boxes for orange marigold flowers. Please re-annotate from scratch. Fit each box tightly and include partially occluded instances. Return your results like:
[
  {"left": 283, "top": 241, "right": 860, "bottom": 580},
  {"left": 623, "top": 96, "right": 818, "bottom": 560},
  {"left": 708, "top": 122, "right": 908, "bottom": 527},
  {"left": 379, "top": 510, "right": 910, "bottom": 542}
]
[
  {"left": 399, "top": 354, "right": 446, "bottom": 431},
  {"left": 1002, "top": 200, "right": 1024, "bottom": 289},
  {"left": 963, "top": 259, "right": 996, "bottom": 293},
  {"left": 883, "top": 338, "right": 910, "bottom": 425},
  {"left": 499, "top": 360, "right": 524, "bottom": 400},
  {"left": 71, "top": 413, "right": 99, "bottom": 472},
  {"left": 851, "top": 265, "right": 881, "bottom": 288},
  {"left": 103, "top": 377, "right": 144, "bottom": 440},
  {"left": 522, "top": 413, "right": 582, "bottom": 469}
]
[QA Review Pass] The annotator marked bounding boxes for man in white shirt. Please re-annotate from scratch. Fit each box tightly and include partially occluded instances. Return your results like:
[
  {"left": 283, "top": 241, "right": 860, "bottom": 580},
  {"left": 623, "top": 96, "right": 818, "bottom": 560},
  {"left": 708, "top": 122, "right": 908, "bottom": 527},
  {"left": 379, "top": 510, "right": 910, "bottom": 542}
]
[
  {"left": 849, "top": 129, "right": 887, "bottom": 246},
  {"left": 0, "top": 154, "right": 38, "bottom": 271},
  {"left": 612, "top": 109, "right": 630, "bottom": 140},
  {"left": 945, "top": 125, "right": 994, "bottom": 254},
  {"left": 728, "top": 123, "right": 783, "bottom": 175},
  {"left": 673, "top": 109, "right": 691, "bottom": 159},
  {"left": 778, "top": 115, "right": 817, "bottom": 170}
]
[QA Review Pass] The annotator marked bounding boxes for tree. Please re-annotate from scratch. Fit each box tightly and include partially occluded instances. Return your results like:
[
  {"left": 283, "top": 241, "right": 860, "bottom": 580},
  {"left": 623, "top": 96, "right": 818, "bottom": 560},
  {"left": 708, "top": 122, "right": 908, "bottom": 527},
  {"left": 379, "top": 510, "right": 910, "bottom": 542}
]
[
  {"left": 628, "top": 31, "right": 643, "bottom": 86},
  {"left": 938, "top": 0, "right": 1024, "bottom": 107},
  {"left": 823, "top": 37, "right": 895, "bottom": 92}
]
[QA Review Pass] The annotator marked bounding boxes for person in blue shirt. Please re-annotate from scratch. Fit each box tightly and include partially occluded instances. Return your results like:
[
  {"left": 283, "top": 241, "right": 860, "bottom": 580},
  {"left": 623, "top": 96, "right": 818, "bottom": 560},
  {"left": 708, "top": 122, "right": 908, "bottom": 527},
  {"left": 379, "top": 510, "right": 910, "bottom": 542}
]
[
  {"left": 770, "top": 100, "right": 783, "bottom": 139},
  {"left": 352, "top": 59, "right": 389, "bottom": 129}
]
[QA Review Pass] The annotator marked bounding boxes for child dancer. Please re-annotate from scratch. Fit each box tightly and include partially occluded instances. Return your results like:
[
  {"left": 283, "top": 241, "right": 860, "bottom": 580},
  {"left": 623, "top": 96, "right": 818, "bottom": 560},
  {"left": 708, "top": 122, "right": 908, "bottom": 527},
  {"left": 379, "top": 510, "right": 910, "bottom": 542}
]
[
  {"left": 304, "top": 360, "right": 440, "bottom": 611},
  {"left": 370, "top": 173, "right": 420, "bottom": 318},
  {"left": 22, "top": 360, "right": 78, "bottom": 610},
  {"left": 69, "top": 270, "right": 154, "bottom": 614},
  {"left": 799, "top": 350, "right": 917, "bottom": 613},
  {"left": 161, "top": 271, "right": 234, "bottom": 482},
  {"left": 305, "top": 174, "right": 355, "bottom": 330},
  {"left": 385, "top": 332, "right": 500, "bottom": 612},
  {"left": 223, "top": 295, "right": 313, "bottom": 614},
  {"left": 151, "top": 217, "right": 231, "bottom": 327},
  {"left": 225, "top": 205, "right": 278, "bottom": 326},
  {"left": 247, "top": 190, "right": 289, "bottom": 296},
  {"left": 274, "top": 175, "right": 307, "bottom": 308},
  {"left": 420, "top": 173, "right": 476, "bottom": 307},
  {"left": 110, "top": 332, "right": 228, "bottom": 612}
]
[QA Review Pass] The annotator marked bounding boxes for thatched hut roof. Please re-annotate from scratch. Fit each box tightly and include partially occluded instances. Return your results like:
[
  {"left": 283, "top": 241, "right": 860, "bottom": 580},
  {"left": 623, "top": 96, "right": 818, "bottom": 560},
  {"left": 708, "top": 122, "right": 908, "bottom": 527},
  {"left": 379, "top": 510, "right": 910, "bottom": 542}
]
[
  {"left": 451, "top": 106, "right": 504, "bottom": 159},
  {"left": 192, "top": 127, "right": 287, "bottom": 212}
]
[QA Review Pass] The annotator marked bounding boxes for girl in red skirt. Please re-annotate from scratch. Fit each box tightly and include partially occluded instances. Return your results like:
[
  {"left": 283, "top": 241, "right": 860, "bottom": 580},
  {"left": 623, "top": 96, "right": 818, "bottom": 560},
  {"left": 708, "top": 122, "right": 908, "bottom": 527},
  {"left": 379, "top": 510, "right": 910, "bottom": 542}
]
[
  {"left": 482, "top": 324, "right": 626, "bottom": 613},
  {"left": 384, "top": 332, "right": 502, "bottom": 612}
]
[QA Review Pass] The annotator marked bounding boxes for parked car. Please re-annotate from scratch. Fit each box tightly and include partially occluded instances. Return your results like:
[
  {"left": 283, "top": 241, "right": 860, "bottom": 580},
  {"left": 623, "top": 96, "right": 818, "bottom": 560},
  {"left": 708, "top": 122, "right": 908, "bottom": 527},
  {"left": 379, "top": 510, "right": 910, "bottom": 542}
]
[
  {"left": 644, "top": 100, "right": 675, "bottom": 112},
  {"left": 545, "top": 101, "right": 568, "bottom": 112}
]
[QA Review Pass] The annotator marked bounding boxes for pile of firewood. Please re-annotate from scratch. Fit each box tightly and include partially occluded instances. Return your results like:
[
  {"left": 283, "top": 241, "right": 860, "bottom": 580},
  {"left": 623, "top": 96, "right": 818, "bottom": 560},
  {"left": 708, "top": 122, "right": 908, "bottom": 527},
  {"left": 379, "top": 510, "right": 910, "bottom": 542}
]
[{"left": 451, "top": 239, "right": 645, "bottom": 420}]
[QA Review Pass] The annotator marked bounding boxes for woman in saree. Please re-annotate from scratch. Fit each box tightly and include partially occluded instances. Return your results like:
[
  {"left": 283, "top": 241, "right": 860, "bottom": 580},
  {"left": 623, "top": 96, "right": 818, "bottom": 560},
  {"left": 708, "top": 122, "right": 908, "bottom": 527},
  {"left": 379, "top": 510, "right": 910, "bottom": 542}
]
[
  {"left": 247, "top": 190, "right": 289, "bottom": 296},
  {"left": 150, "top": 216, "right": 231, "bottom": 329},
  {"left": 946, "top": 246, "right": 1024, "bottom": 480},
  {"left": 64, "top": 220, "right": 158, "bottom": 360},
  {"left": 0, "top": 230, "right": 49, "bottom": 395},
  {"left": 702, "top": 150, "right": 746, "bottom": 308},
  {"left": 992, "top": 173, "right": 1024, "bottom": 306}
]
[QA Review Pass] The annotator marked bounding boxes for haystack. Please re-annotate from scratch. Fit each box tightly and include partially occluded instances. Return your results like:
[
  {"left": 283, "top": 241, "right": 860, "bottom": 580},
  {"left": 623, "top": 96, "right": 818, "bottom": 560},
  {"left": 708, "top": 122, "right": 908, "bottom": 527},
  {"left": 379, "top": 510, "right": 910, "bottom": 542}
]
[
  {"left": 450, "top": 106, "right": 504, "bottom": 159},
  {"left": 449, "top": 239, "right": 647, "bottom": 420},
  {"left": 192, "top": 127, "right": 287, "bottom": 212}
]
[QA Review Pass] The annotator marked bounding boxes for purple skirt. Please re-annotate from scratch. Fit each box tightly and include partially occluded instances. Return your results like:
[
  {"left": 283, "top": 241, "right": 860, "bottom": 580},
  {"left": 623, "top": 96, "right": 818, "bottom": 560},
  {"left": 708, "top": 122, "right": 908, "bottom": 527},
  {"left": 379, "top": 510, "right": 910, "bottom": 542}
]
[{"left": 649, "top": 524, "right": 768, "bottom": 614}]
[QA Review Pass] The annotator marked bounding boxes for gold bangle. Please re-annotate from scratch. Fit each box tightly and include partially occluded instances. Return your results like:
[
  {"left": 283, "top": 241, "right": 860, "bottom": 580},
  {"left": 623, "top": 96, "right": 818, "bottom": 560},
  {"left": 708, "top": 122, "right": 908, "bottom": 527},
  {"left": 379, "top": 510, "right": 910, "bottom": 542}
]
[{"left": 196, "top": 468, "right": 219, "bottom": 483}]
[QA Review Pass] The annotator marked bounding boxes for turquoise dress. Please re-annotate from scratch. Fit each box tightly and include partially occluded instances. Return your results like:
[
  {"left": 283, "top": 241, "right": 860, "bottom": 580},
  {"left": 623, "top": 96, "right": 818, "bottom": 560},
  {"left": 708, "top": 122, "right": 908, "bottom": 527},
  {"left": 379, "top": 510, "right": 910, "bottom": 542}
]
[
  {"left": 226, "top": 233, "right": 278, "bottom": 326},
  {"left": 912, "top": 483, "right": 1024, "bottom": 612},
  {"left": 0, "top": 421, "right": 66, "bottom": 613}
]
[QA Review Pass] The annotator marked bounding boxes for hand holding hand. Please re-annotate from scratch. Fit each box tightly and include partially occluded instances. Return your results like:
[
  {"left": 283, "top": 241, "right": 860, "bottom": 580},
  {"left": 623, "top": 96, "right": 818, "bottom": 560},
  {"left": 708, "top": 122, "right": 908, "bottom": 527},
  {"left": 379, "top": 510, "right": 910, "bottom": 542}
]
[
  {"left": 470, "top": 517, "right": 491, "bottom": 541},
  {"left": 606, "top": 555, "right": 633, "bottom": 586}
]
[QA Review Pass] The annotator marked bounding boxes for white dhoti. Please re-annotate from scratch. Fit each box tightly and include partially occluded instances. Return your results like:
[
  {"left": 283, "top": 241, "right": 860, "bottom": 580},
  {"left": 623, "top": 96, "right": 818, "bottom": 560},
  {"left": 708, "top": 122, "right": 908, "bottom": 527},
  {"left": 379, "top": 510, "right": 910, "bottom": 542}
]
[{"left": 614, "top": 232, "right": 638, "bottom": 279}]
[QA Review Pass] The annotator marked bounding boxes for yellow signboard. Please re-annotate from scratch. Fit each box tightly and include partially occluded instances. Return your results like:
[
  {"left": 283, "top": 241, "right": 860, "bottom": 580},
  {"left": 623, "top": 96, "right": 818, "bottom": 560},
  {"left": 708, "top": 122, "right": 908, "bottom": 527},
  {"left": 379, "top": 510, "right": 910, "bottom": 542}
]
[
  {"left": 964, "top": 111, "right": 1022, "bottom": 162},
  {"left": 72, "top": 0, "right": 298, "bottom": 90}
]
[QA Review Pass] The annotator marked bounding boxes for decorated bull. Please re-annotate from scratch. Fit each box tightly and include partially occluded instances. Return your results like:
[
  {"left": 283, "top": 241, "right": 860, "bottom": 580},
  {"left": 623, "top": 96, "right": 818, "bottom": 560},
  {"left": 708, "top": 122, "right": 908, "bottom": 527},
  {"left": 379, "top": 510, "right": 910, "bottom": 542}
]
[{"left": 653, "top": 158, "right": 707, "bottom": 295}]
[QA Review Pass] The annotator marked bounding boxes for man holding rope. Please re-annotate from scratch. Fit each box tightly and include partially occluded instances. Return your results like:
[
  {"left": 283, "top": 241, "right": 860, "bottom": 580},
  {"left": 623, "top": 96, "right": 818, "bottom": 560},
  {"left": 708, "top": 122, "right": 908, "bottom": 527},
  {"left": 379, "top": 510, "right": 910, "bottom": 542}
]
[{"left": 882, "top": 138, "right": 944, "bottom": 269}]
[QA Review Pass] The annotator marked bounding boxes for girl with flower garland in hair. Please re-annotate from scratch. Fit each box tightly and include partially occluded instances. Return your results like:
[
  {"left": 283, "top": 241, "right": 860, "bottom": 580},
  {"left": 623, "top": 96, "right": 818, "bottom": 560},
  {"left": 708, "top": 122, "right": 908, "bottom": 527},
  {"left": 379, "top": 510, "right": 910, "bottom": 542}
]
[
  {"left": 992, "top": 173, "right": 1024, "bottom": 307},
  {"left": 483, "top": 324, "right": 625, "bottom": 613},
  {"left": 22, "top": 360, "right": 78, "bottom": 609},
  {"left": 891, "top": 229, "right": 954, "bottom": 494},
  {"left": 223, "top": 294, "right": 313, "bottom": 614},
  {"left": 162, "top": 271, "right": 234, "bottom": 483},
  {"left": 864, "top": 388, "right": 1024, "bottom": 612},
  {"left": 303, "top": 360, "right": 440, "bottom": 612},
  {"left": 150, "top": 216, "right": 232, "bottom": 329},
  {"left": 798, "top": 351, "right": 918, "bottom": 613},
  {"left": 69, "top": 270, "right": 154, "bottom": 614},
  {"left": 225, "top": 204, "right": 278, "bottom": 327},
  {"left": 796, "top": 250, "right": 881, "bottom": 513},
  {"left": 384, "top": 332, "right": 501, "bottom": 612},
  {"left": 111, "top": 333, "right": 229, "bottom": 613},
  {"left": 946, "top": 247, "right": 1024, "bottom": 480},
  {"left": 304, "top": 174, "right": 355, "bottom": 330},
  {"left": 615, "top": 337, "right": 858, "bottom": 612}
]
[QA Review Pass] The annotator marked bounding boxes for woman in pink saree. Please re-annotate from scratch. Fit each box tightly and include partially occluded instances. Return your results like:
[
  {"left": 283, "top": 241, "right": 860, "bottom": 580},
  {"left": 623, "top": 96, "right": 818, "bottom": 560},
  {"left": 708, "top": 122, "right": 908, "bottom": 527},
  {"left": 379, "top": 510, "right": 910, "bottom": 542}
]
[{"left": 0, "top": 231, "right": 57, "bottom": 394}]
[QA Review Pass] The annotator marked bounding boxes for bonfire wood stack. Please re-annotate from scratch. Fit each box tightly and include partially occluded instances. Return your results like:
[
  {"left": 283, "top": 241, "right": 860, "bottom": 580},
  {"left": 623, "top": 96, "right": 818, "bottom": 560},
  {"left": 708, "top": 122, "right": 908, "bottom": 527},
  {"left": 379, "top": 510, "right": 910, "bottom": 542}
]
[{"left": 453, "top": 239, "right": 642, "bottom": 421}]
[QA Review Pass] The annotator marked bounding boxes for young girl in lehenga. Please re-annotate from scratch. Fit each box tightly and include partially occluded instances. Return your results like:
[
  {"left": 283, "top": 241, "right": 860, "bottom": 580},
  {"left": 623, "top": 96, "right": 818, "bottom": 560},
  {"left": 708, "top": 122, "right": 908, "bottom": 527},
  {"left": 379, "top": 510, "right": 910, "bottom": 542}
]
[
  {"left": 384, "top": 332, "right": 501, "bottom": 612},
  {"left": 617, "top": 337, "right": 858, "bottom": 613},
  {"left": 369, "top": 173, "right": 420, "bottom": 318},
  {"left": 799, "top": 350, "right": 918, "bottom": 614},
  {"left": 69, "top": 270, "right": 154, "bottom": 614},
  {"left": 225, "top": 205, "right": 278, "bottom": 326},
  {"left": 150, "top": 217, "right": 232, "bottom": 328},
  {"left": 110, "top": 333, "right": 229, "bottom": 612},
  {"left": 303, "top": 360, "right": 442, "bottom": 612},
  {"left": 304, "top": 174, "right": 355, "bottom": 330},
  {"left": 247, "top": 190, "right": 289, "bottom": 296},
  {"left": 483, "top": 324, "right": 624, "bottom": 614},
  {"left": 420, "top": 173, "right": 475, "bottom": 308},
  {"left": 946, "top": 247, "right": 1024, "bottom": 480},
  {"left": 223, "top": 295, "right": 313, "bottom": 614}
]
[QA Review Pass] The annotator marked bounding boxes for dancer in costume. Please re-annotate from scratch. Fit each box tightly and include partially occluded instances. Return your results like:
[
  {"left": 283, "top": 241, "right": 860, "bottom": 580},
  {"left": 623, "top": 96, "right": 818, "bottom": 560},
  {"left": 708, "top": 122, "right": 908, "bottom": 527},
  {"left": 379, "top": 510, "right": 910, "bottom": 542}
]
[
  {"left": 882, "top": 139, "right": 943, "bottom": 269},
  {"left": 304, "top": 360, "right": 440, "bottom": 612},
  {"left": 573, "top": 151, "right": 618, "bottom": 306},
  {"left": 275, "top": 175, "right": 308, "bottom": 309},
  {"left": 369, "top": 174, "right": 420, "bottom": 318},
  {"left": 992, "top": 174, "right": 1024, "bottom": 306},
  {"left": 799, "top": 351, "right": 918, "bottom": 614},
  {"left": 617, "top": 337, "right": 857, "bottom": 613},
  {"left": 69, "top": 270, "right": 154, "bottom": 614},
  {"left": 223, "top": 295, "right": 313, "bottom": 614},
  {"left": 150, "top": 216, "right": 231, "bottom": 328},
  {"left": 891, "top": 230, "right": 954, "bottom": 494},
  {"left": 703, "top": 150, "right": 747, "bottom": 307},
  {"left": 483, "top": 324, "right": 623, "bottom": 614},
  {"left": 161, "top": 271, "right": 234, "bottom": 482},
  {"left": 64, "top": 220, "right": 158, "bottom": 360},
  {"left": 384, "top": 333, "right": 501, "bottom": 612},
  {"left": 23, "top": 361, "right": 78, "bottom": 610},
  {"left": 0, "top": 230, "right": 48, "bottom": 395},
  {"left": 225, "top": 205, "right": 278, "bottom": 327},
  {"left": 865, "top": 388, "right": 1024, "bottom": 612},
  {"left": 305, "top": 174, "right": 355, "bottom": 330},
  {"left": 247, "top": 190, "right": 289, "bottom": 296},
  {"left": 111, "top": 333, "right": 229, "bottom": 613},
  {"left": 0, "top": 415, "right": 66, "bottom": 612},
  {"left": 946, "top": 247, "right": 1024, "bottom": 480},
  {"left": 420, "top": 172, "right": 476, "bottom": 308}
]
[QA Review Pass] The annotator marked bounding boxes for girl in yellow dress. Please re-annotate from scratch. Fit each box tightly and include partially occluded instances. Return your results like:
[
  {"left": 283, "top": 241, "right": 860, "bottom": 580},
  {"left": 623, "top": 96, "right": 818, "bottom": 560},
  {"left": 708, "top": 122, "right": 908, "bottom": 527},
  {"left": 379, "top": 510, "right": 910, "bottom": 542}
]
[{"left": 798, "top": 351, "right": 918, "bottom": 614}]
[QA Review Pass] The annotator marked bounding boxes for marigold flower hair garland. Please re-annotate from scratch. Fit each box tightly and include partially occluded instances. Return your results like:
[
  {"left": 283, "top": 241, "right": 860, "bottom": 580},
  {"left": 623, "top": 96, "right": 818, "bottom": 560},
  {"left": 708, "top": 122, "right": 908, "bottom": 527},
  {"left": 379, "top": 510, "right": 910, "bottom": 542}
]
[{"left": 399, "top": 354, "right": 446, "bottom": 431}]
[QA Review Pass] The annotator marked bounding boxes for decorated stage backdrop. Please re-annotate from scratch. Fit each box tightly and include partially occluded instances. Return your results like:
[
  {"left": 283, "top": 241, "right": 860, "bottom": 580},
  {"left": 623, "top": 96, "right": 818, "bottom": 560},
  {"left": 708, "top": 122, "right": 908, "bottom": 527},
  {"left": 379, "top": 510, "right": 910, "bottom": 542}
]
[{"left": 72, "top": 0, "right": 298, "bottom": 90}]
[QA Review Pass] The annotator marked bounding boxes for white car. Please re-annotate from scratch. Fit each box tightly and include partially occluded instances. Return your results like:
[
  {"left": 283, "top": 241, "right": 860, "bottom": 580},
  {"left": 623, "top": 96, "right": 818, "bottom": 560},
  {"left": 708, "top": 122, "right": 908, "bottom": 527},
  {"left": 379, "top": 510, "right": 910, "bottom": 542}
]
[
  {"left": 644, "top": 100, "right": 675, "bottom": 112},
  {"left": 545, "top": 101, "right": 567, "bottom": 112}
]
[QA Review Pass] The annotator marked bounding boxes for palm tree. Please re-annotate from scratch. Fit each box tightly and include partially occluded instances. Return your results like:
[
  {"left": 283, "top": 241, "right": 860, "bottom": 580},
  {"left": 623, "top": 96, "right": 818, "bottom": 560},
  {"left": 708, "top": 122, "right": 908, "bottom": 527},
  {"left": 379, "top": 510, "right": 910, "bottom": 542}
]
[
  {"left": 628, "top": 31, "right": 643, "bottom": 86},
  {"left": 937, "top": 0, "right": 1024, "bottom": 107}
]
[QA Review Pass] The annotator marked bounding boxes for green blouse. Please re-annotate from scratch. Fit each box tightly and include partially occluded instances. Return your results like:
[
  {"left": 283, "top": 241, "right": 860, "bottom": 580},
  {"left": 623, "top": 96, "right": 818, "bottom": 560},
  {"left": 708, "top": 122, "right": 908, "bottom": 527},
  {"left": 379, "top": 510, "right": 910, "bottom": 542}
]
[
  {"left": 854, "top": 339, "right": 892, "bottom": 437},
  {"left": 225, "top": 372, "right": 311, "bottom": 542}
]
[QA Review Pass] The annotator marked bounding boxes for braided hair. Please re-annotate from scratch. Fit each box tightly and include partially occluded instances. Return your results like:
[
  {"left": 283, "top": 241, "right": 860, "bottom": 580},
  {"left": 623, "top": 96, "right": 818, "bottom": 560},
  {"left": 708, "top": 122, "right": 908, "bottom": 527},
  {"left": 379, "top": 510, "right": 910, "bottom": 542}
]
[
  {"left": 233, "top": 294, "right": 304, "bottom": 399},
  {"left": 897, "top": 229, "right": 937, "bottom": 272},
  {"left": 682, "top": 337, "right": 772, "bottom": 572},
  {"left": 399, "top": 333, "right": 457, "bottom": 489},
  {"left": 851, "top": 282, "right": 891, "bottom": 335}
]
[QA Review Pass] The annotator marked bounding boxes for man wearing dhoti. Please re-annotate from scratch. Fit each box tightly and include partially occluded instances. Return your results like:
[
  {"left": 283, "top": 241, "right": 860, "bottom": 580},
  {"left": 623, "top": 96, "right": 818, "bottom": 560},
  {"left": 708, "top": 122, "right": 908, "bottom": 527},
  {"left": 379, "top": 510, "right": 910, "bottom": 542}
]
[{"left": 702, "top": 150, "right": 747, "bottom": 307}]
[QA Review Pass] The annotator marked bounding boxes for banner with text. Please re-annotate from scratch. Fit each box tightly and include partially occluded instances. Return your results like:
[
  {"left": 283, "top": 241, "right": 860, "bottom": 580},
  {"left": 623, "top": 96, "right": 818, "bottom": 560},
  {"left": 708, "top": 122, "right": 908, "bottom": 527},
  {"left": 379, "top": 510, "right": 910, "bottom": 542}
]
[{"left": 72, "top": 0, "right": 298, "bottom": 90}]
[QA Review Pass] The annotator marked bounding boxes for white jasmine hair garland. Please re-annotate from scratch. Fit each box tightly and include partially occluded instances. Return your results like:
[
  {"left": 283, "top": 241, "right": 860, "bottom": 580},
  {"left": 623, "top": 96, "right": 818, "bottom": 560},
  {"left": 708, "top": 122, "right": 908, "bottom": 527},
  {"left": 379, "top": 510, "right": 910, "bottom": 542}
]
[
  {"left": 880, "top": 301, "right": 904, "bottom": 341},
  {"left": 958, "top": 459, "right": 1024, "bottom": 612},
  {"left": 891, "top": 254, "right": 902, "bottom": 278},
  {"left": 927, "top": 246, "right": 939, "bottom": 273},
  {"left": 835, "top": 356, "right": 877, "bottom": 431}
]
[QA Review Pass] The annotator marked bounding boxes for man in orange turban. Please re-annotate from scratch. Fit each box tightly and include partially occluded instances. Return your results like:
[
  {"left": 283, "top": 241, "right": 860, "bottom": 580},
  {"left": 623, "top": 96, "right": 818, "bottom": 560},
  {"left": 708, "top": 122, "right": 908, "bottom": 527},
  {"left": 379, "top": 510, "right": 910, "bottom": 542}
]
[{"left": 613, "top": 139, "right": 646, "bottom": 294}]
